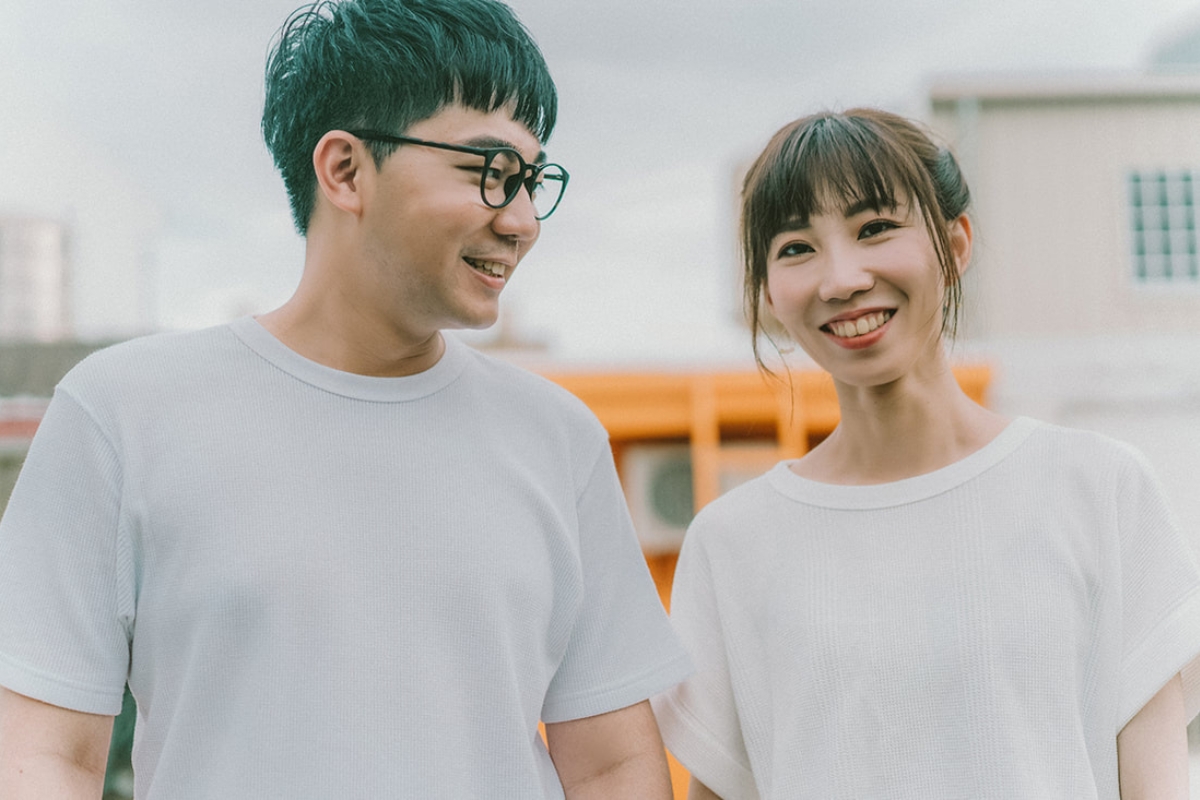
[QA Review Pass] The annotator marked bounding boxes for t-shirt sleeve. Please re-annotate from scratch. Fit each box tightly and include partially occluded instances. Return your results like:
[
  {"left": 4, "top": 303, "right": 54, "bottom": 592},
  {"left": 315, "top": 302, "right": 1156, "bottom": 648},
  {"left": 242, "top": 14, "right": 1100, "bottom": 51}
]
[
  {"left": 651, "top": 520, "right": 759, "bottom": 800},
  {"left": 1114, "top": 446, "right": 1200, "bottom": 729},
  {"left": 0, "top": 385, "right": 132, "bottom": 715},
  {"left": 540, "top": 438, "right": 693, "bottom": 724}
]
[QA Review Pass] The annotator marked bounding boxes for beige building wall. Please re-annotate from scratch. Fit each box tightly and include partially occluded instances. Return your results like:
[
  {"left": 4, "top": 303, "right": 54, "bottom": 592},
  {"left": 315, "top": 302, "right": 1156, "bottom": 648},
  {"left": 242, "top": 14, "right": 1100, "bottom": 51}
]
[{"left": 929, "top": 77, "right": 1200, "bottom": 340}]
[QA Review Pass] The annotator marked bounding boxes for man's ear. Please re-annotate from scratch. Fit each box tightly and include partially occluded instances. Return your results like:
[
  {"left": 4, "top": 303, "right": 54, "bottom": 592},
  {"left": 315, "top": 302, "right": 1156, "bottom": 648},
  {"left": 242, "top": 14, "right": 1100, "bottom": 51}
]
[
  {"left": 312, "top": 130, "right": 371, "bottom": 217},
  {"left": 950, "top": 213, "right": 973, "bottom": 277}
]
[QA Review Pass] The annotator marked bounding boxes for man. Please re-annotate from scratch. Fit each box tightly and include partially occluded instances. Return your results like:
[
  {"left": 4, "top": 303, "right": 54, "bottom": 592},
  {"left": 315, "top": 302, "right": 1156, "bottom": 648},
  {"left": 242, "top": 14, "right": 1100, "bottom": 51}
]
[{"left": 0, "top": 1, "right": 692, "bottom": 797}]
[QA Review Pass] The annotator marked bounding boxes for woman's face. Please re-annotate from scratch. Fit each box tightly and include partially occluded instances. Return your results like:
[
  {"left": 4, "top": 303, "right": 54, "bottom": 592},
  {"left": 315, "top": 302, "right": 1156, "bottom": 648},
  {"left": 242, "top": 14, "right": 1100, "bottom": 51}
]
[{"left": 763, "top": 195, "right": 969, "bottom": 390}]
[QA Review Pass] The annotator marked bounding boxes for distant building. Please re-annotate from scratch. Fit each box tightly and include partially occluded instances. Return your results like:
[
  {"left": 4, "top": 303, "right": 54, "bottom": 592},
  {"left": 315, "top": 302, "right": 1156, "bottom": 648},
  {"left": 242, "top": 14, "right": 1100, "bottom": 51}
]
[
  {"left": 929, "top": 73, "right": 1200, "bottom": 341},
  {"left": 0, "top": 217, "right": 72, "bottom": 342},
  {"left": 926, "top": 72, "right": 1200, "bottom": 548}
]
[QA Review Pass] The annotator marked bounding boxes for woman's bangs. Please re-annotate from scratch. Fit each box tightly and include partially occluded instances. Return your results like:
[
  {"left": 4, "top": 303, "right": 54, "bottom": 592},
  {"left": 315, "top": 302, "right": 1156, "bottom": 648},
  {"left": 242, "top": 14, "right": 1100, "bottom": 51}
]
[{"left": 764, "top": 120, "right": 910, "bottom": 235}]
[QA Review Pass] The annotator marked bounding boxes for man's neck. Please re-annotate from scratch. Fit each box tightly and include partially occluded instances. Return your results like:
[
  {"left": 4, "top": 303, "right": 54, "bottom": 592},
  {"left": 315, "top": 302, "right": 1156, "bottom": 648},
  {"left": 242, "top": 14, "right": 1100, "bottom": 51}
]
[{"left": 256, "top": 300, "right": 445, "bottom": 377}]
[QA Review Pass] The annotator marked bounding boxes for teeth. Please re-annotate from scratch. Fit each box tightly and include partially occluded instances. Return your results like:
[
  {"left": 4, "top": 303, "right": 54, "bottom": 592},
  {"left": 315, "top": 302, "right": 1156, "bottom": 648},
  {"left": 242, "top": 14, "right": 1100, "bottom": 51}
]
[
  {"left": 828, "top": 311, "right": 892, "bottom": 338},
  {"left": 466, "top": 258, "right": 505, "bottom": 279}
]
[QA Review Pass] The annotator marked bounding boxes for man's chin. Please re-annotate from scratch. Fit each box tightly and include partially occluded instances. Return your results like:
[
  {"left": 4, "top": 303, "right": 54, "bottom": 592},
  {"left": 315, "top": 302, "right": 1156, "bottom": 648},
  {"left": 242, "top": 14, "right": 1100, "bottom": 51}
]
[{"left": 442, "top": 312, "right": 501, "bottom": 337}]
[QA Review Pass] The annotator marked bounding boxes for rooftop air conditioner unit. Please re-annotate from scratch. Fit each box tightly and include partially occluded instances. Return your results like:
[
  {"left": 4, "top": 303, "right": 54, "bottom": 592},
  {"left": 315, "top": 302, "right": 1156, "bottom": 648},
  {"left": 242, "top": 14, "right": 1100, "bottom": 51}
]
[{"left": 621, "top": 442, "right": 778, "bottom": 553}]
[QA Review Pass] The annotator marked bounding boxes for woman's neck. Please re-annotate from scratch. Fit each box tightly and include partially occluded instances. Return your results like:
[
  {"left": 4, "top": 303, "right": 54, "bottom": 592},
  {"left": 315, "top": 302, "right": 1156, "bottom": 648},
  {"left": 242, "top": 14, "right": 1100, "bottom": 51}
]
[{"left": 791, "top": 361, "right": 1009, "bottom": 486}]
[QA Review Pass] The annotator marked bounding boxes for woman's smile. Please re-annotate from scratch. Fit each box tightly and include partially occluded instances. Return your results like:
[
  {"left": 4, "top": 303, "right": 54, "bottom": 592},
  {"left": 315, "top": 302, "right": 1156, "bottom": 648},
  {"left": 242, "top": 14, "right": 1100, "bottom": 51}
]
[{"left": 822, "top": 309, "right": 894, "bottom": 340}]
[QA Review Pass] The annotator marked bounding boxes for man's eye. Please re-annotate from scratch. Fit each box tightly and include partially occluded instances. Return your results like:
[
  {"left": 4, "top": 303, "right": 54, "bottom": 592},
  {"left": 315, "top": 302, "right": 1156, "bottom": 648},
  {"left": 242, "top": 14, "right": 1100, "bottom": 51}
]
[
  {"left": 489, "top": 153, "right": 521, "bottom": 176},
  {"left": 463, "top": 165, "right": 507, "bottom": 189}
]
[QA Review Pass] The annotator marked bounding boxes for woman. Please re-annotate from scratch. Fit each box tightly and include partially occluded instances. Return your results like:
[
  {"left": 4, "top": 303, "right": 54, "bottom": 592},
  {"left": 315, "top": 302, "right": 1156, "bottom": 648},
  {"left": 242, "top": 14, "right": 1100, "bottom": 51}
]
[{"left": 652, "top": 108, "right": 1200, "bottom": 799}]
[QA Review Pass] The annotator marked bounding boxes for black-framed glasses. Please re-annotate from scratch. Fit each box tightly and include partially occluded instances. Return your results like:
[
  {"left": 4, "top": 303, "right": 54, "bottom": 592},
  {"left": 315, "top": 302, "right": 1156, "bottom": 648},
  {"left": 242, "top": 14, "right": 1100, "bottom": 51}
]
[{"left": 348, "top": 130, "right": 569, "bottom": 220}]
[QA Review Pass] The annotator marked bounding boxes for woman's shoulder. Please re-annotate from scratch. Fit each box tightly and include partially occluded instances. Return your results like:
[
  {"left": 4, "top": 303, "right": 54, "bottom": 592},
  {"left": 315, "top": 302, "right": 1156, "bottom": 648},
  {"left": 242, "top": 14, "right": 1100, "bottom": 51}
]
[
  {"left": 684, "top": 466, "right": 801, "bottom": 547},
  {"left": 1017, "top": 417, "right": 1152, "bottom": 472}
]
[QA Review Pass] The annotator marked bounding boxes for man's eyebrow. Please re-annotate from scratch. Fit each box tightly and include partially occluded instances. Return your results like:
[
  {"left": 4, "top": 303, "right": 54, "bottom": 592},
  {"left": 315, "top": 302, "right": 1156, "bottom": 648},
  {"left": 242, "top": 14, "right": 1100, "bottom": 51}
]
[{"left": 463, "top": 135, "right": 546, "bottom": 163}]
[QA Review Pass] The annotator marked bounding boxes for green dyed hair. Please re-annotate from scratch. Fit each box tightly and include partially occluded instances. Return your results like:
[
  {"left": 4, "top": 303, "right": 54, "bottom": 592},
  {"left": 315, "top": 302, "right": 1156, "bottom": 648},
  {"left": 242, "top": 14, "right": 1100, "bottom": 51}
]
[{"left": 262, "top": 0, "right": 558, "bottom": 235}]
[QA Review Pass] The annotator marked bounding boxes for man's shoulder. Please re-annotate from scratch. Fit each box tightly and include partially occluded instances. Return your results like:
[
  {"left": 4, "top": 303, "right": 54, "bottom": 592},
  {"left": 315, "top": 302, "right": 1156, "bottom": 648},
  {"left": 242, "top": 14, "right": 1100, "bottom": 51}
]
[
  {"left": 459, "top": 345, "right": 596, "bottom": 416},
  {"left": 61, "top": 324, "right": 246, "bottom": 398}
]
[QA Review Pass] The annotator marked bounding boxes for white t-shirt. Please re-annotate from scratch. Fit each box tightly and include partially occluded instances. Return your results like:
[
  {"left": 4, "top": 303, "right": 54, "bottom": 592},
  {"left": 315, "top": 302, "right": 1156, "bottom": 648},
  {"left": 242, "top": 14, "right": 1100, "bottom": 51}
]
[
  {"left": 653, "top": 417, "right": 1200, "bottom": 800},
  {"left": 0, "top": 318, "right": 692, "bottom": 799}
]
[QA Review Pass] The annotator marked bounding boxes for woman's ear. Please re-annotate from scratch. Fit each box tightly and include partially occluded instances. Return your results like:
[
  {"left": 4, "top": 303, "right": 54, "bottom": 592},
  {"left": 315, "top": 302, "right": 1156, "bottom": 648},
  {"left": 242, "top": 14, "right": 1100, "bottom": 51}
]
[
  {"left": 312, "top": 130, "right": 370, "bottom": 217},
  {"left": 950, "top": 213, "right": 973, "bottom": 277}
]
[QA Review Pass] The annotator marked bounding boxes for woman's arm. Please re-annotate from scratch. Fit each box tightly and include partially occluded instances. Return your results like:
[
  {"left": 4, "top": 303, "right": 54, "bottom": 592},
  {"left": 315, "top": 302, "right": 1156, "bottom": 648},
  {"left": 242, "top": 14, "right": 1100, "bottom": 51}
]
[{"left": 1117, "top": 672, "right": 1189, "bottom": 799}]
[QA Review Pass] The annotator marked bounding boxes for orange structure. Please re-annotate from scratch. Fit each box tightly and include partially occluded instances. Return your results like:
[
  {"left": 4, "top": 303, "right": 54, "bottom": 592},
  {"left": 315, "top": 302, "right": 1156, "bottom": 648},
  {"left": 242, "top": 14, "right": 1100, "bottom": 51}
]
[{"left": 543, "top": 365, "right": 991, "bottom": 798}]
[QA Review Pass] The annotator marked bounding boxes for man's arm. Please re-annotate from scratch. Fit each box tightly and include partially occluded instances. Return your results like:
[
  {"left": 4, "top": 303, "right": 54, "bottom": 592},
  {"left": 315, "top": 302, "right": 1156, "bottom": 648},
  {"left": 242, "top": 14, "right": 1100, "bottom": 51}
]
[
  {"left": 0, "top": 686, "right": 113, "bottom": 799},
  {"left": 545, "top": 700, "right": 673, "bottom": 799},
  {"left": 1117, "top": 672, "right": 1189, "bottom": 799}
]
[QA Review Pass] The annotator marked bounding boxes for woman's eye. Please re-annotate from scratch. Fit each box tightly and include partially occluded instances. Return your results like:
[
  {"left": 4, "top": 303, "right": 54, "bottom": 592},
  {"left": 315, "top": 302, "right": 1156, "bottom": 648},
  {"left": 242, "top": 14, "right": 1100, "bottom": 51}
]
[
  {"left": 860, "top": 220, "right": 897, "bottom": 239},
  {"left": 777, "top": 241, "right": 814, "bottom": 258}
]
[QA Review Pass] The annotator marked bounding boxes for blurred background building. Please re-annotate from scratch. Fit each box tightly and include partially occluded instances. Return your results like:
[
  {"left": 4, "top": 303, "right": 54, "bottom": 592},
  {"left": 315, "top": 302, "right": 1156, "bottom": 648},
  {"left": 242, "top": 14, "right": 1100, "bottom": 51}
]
[
  {"left": 0, "top": 216, "right": 71, "bottom": 342},
  {"left": 0, "top": 216, "right": 109, "bottom": 510}
]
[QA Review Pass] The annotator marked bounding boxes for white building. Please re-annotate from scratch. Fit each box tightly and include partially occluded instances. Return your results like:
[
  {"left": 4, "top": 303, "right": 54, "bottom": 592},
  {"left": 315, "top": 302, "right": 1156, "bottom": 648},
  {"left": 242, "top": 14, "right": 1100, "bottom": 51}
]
[
  {"left": 926, "top": 73, "right": 1200, "bottom": 550},
  {"left": 0, "top": 217, "right": 72, "bottom": 342}
]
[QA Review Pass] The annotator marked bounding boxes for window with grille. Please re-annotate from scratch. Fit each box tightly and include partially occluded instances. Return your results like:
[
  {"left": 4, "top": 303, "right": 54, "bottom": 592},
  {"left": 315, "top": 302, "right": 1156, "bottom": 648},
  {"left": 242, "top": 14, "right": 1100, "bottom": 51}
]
[{"left": 1128, "top": 170, "right": 1200, "bottom": 284}]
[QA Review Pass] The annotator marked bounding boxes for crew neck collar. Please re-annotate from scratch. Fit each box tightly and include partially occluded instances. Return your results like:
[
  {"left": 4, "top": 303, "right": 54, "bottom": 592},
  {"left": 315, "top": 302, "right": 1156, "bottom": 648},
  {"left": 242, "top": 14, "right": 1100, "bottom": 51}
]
[
  {"left": 767, "top": 416, "right": 1041, "bottom": 510},
  {"left": 228, "top": 316, "right": 470, "bottom": 402}
]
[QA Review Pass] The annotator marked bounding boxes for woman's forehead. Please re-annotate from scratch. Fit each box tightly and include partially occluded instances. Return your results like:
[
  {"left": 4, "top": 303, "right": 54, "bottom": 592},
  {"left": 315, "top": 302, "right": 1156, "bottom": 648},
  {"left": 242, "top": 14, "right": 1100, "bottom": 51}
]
[{"left": 783, "top": 179, "right": 909, "bottom": 223}]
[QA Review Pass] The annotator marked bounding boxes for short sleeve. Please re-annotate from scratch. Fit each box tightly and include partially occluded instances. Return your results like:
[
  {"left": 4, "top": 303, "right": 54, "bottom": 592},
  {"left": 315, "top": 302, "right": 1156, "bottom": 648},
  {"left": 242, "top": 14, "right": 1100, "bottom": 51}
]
[
  {"left": 652, "top": 521, "right": 759, "bottom": 800},
  {"left": 0, "top": 385, "right": 132, "bottom": 715},
  {"left": 1115, "top": 447, "right": 1200, "bottom": 728},
  {"left": 540, "top": 441, "right": 693, "bottom": 723}
]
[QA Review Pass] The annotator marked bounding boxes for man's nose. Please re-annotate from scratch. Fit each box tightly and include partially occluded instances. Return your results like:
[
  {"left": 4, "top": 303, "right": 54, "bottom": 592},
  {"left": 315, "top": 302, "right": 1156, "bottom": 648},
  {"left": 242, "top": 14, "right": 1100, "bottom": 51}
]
[{"left": 492, "top": 188, "right": 540, "bottom": 242}]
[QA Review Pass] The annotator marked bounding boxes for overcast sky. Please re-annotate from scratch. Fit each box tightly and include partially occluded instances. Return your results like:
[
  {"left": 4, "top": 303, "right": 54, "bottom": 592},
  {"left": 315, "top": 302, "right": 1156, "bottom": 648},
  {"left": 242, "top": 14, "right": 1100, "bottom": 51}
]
[{"left": 2, "top": 0, "right": 1199, "bottom": 363}]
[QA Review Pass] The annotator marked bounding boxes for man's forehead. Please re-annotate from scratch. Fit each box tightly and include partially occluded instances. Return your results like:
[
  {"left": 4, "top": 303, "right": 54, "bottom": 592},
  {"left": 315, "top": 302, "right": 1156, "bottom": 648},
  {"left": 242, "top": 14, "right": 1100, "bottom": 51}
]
[{"left": 413, "top": 103, "right": 544, "bottom": 162}]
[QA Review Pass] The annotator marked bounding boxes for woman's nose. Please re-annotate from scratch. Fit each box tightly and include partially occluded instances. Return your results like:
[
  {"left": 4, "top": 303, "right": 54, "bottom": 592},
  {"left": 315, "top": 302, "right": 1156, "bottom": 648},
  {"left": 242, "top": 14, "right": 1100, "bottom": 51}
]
[{"left": 818, "top": 248, "right": 875, "bottom": 302}]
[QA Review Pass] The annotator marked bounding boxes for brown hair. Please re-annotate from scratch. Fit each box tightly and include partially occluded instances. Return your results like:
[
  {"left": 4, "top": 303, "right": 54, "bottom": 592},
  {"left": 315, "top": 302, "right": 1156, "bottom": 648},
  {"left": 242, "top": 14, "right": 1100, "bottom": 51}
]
[{"left": 741, "top": 108, "right": 971, "bottom": 369}]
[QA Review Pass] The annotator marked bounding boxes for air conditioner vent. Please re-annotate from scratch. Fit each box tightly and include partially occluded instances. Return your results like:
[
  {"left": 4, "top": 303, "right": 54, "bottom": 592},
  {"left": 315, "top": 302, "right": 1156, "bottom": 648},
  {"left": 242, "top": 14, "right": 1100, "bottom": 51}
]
[{"left": 622, "top": 442, "right": 778, "bottom": 553}]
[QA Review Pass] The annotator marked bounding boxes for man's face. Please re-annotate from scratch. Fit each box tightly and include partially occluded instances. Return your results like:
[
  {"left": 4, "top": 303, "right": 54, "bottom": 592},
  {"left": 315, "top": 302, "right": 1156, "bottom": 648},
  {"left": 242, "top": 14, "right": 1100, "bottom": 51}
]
[{"left": 356, "top": 104, "right": 543, "bottom": 341}]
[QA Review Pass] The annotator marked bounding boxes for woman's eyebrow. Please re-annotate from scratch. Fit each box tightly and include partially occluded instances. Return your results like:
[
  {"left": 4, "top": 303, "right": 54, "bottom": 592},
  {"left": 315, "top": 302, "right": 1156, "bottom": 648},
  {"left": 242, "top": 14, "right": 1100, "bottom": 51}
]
[
  {"left": 775, "top": 198, "right": 902, "bottom": 234},
  {"left": 842, "top": 198, "right": 890, "bottom": 217},
  {"left": 776, "top": 217, "right": 811, "bottom": 234}
]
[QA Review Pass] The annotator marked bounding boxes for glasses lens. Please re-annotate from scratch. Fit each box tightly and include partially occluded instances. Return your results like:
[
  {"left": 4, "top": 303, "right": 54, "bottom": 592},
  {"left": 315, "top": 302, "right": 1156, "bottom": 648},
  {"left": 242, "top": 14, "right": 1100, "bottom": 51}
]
[
  {"left": 482, "top": 149, "right": 523, "bottom": 208},
  {"left": 531, "top": 165, "right": 567, "bottom": 220}
]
